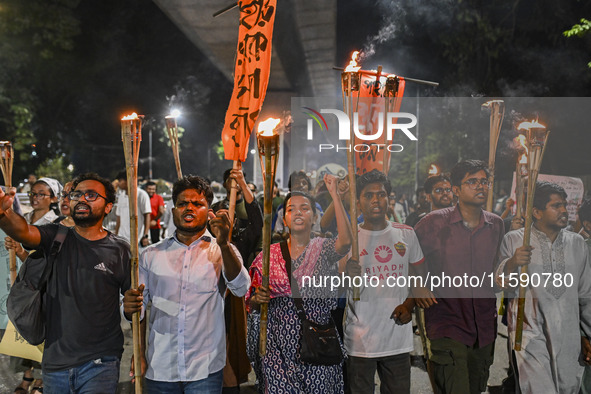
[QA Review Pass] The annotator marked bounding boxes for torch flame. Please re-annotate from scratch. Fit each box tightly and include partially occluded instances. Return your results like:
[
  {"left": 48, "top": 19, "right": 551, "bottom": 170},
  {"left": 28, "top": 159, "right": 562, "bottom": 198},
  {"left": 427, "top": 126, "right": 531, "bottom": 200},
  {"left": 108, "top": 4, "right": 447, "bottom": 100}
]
[
  {"left": 121, "top": 113, "right": 139, "bottom": 121},
  {"left": 428, "top": 164, "right": 440, "bottom": 176},
  {"left": 519, "top": 153, "right": 527, "bottom": 164},
  {"left": 515, "top": 134, "right": 528, "bottom": 153},
  {"left": 257, "top": 117, "right": 281, "bottom": 137},
  {"left": 344, "top": 51, "right": 361, "bottom": 73},
  {"left": 517, "top": 120, "right": 545, "bottom": 130},
  {"left": 166, "top": 109, "right": 181, "bottom": 119}
]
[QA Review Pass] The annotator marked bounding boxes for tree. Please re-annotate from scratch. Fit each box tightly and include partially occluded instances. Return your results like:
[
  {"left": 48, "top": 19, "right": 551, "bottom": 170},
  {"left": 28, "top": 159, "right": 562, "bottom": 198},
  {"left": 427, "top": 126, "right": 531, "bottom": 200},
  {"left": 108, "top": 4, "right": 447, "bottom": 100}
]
[
  {"left": 564, "top": 18, "right": 591, "bottom": 67},
  {"left": 0, "top": 0, "right": 80, "bottom": 179}
]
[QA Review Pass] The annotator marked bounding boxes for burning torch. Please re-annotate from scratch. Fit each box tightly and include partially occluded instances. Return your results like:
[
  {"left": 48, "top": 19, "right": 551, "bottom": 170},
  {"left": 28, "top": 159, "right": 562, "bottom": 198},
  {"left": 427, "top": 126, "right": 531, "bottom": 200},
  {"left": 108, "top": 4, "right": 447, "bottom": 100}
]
[
  {"left": 514, "top": 120, "right": 549, "bottom": 351},
  {"left": 120, "top": 113, "right": 144, "bottom": 394},
  {"left": 256, "top": 117, "right": 281, "bottom": 356}
]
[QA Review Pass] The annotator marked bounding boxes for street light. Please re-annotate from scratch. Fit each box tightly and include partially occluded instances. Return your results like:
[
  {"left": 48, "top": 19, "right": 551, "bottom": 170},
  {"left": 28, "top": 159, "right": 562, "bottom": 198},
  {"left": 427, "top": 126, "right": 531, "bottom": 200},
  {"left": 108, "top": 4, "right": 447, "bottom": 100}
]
[{"left": 165, "top": 110, "right": 182, "bottom": 180}]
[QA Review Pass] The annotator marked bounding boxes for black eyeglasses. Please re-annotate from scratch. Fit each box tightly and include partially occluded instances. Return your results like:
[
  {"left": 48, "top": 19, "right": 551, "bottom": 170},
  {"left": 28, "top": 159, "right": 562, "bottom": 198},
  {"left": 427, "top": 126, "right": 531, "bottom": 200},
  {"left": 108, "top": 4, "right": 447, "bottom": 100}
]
[
  {"left": 462, "top": 178, "right": 491, "bottom": 189},
  {"left": 28, "top": 192, "right": 50, "bottom": 199},
  {"left": 60, "top": 192, "right": 71, "bottom": 199},
  {"left": 433, "top": 187, "right": 453, "bottom": 194},
  {"left": 69, "top": 190, "right": 107, "bottom": 202}
]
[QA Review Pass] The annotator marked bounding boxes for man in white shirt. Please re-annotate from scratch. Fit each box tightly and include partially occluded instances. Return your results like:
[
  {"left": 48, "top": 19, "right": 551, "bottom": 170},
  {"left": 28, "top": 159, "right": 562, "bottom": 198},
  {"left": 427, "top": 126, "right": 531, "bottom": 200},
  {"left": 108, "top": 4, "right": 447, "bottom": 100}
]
[
  {"left": 114, "top": 171, "right": 151, "bottom": 247},
  {"left": 497, "top": 181, "right": 591, "bottom": 393},
  {"left": 123, "top": 175, "right": 250, "bottom": 393},
  {"left": 344, "top": 170, "right": 424, "bottom": 393}
]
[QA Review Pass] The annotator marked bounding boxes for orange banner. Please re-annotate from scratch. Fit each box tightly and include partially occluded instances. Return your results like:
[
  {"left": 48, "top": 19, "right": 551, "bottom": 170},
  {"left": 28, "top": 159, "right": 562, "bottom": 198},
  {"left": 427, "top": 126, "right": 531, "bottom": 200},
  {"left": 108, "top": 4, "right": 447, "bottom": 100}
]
[
  {"left": 221, "top": 0, "right": 277, "bottom": 162},
  {"left": 354, "top": 75, "right": 405, "bottom": 175}
]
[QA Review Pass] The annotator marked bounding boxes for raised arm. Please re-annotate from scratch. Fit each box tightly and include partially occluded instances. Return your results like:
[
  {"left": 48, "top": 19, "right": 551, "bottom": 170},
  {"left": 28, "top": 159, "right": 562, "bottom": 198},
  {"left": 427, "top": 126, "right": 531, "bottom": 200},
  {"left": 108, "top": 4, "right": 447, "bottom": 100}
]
[
  {"left": 210, "top": 209, "right": 242, "bottom": 281},
  {"left": 0, "top": 187, "right": 41, "bottom": 247},
  {"left": 324, "top": 174, "right": 352, "bottom": 254},
  {"left": 229, "top": 169, "right": 255, "bottom": 204}
]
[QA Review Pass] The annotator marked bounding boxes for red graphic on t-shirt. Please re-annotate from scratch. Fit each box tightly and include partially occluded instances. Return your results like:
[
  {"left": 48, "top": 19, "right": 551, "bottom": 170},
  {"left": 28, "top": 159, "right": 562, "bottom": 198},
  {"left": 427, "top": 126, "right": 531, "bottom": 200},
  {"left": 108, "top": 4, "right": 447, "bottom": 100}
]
[
  {"left": 360, "top": 249, "right": 368, "bottom": 256},
  {"left": 374, "top": 245, "right": 393, "bottom": 263}
]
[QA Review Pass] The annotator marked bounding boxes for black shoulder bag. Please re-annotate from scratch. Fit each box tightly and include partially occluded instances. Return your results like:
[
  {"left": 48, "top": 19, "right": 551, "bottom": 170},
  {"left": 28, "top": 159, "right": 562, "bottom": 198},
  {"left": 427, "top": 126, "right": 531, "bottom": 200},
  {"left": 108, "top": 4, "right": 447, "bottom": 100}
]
[
  {"left": 280, "top": 240, "right": 344, "bottom": 366},
  {"left": 7, "top": 225, "right": 69, "bottom": 345}
]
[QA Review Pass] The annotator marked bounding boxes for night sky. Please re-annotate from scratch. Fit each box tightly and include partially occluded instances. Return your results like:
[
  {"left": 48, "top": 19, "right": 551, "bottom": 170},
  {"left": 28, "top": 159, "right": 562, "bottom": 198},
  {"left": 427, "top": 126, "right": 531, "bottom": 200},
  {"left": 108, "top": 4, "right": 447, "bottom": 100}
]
[{"left": 2, "top": 0, "right": 591, "bottom": 192}]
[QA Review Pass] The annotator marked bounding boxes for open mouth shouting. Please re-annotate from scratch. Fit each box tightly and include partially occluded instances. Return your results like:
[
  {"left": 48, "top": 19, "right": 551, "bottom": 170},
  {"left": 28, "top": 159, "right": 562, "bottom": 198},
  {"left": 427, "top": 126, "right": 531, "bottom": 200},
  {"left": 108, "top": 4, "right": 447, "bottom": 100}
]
[
  {"left": 182, "top": 212, "right": 196, "bottom": 223},
  {"left": 292, "top": 217, "right": 305, "bottom": 226},
  {"left": 74, "top": 203, "right": 91, "bottom": 215},
  {"left": 371, "top": 205, "right": 382, "bottom": 214}
]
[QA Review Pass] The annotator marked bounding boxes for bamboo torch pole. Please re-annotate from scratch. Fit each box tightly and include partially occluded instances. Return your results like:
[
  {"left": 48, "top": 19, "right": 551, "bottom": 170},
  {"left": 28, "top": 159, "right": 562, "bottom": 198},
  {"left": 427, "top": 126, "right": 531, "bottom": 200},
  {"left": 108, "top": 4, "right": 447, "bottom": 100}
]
[
  {"left": 482, "top": 100, "right": 505, "bottom": 212},
  {"left": 514, "top": 121, "right": 549, "bottom": 351},
  {"left": 227, "top": 160, "right": 241, "bottom": 239},
  {"left": 0, "top": 142, "right": 16, "bottom": 284},
  {"left": 165, "top": 113, "right": 183, "bottom": 180},
  {"left": 515, "top": 156, "right": 526, "bottom": 220},
  {"left": 256, "top": 118, "right": 281, "bottom": 356},
  {"left": 121, "top": 113, "right": 144, "bottom": 393},
  {"left": 341, "top": 67, "right": 361, "bottom": 301},
  {"left": 514, "top": 135, "right": 528, "bottom": 220},
  {"left": 383, "top": 76, "right": 400, "bottom": 175}
]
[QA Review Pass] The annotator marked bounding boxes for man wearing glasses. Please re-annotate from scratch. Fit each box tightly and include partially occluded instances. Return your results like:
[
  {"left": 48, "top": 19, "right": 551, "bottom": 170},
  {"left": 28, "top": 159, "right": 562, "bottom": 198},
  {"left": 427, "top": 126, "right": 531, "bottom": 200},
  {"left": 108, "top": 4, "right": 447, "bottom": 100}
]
[
  {"left": 424, "top": 174, "right": 454, "bottom": 212},
  {"left": 411, "top": 160, "right": 505, "bottom": 393},
  {"left": 0, "top": 172, "right": 130, "bottom": 393}
]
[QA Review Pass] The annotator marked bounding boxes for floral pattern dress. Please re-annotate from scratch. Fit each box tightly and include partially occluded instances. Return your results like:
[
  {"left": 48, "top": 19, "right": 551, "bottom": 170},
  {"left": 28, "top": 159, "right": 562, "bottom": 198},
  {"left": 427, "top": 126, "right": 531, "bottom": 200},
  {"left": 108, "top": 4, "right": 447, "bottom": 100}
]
[{"left": 246, "top": 237, "right": 345, "bottom": 393}]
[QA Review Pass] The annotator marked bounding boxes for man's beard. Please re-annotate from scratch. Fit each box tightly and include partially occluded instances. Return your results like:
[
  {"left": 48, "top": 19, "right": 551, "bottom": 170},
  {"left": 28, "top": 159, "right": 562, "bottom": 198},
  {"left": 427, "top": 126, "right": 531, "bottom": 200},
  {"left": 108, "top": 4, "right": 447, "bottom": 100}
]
[
  {"left": 175, "top": 221, "right": 207, "bottom": 235},
  {"left": 72, "top": 203, "right": 104, "bottom": 227},
  {"left": 434, "top": 199, "right": 452, "bottom": 210}
]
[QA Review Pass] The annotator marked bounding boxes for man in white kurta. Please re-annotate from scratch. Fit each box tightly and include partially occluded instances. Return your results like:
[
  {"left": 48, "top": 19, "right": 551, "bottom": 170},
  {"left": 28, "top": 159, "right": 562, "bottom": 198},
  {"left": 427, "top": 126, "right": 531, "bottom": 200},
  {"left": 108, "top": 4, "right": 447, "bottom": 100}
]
[{"left": 497, "top": 182, "right": 591, "bottom": 394}]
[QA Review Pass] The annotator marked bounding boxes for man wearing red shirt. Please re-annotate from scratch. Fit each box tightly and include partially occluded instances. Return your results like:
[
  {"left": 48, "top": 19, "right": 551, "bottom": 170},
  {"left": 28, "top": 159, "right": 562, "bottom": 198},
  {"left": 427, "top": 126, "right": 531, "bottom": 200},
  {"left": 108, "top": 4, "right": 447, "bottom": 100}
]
[{"left": 146, "top": 181, "right": 165, "bottom": 244}]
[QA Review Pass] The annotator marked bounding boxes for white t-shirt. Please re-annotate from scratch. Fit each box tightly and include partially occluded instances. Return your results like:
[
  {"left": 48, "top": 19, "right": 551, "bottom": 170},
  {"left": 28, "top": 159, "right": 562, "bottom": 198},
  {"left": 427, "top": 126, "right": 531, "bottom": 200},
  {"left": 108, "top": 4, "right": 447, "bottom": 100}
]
[
  {"left": 115, "top": 188, "right": 151, "bottom": 243},
  {"left": 161, "top": 199, "right": 176, "bottom": 238},
  {"left": 24, "top": 210, "right": 59, "bottom": 225},
  {"left": 344, "top": 222, "right": 424, "bottom": 358}
]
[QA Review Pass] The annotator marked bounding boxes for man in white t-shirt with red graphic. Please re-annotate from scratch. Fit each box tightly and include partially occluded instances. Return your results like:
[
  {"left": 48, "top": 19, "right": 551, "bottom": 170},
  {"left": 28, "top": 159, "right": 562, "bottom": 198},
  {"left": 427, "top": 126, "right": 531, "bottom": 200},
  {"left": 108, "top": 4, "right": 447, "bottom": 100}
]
[{"left": 344, "top": 170, "right": 424, "bottom": 394}]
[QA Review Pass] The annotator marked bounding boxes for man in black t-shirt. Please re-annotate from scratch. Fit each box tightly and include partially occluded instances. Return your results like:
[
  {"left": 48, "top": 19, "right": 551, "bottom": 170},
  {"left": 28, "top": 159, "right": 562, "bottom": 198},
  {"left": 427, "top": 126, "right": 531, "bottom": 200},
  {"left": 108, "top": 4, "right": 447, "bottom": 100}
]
[{"left": 0, "top": 172, "right": 130, "bottom": 394}]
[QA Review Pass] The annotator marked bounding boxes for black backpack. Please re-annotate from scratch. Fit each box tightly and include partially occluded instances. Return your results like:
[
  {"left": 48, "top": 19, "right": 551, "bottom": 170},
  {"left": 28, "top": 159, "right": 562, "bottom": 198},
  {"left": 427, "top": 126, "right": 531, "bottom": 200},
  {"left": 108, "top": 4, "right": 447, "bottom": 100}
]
[{"left": 7, "top": 225, "right": 69, "bottom": 345}]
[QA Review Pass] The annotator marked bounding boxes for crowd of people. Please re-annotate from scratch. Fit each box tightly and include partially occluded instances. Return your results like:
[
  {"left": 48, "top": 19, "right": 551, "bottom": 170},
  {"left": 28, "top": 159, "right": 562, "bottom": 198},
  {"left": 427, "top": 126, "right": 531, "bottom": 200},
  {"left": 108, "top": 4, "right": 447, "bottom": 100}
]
[{"left": 0, "top": 158, "right": 590, "bottom": 394}]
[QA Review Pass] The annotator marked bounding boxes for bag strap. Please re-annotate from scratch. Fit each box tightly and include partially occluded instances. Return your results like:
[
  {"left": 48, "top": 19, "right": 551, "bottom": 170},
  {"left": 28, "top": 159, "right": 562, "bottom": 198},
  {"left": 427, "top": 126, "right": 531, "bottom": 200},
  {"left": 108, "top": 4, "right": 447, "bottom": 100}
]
[
  {"left": 280, "top": 240, "right": 307, "bottom": 321},
  {"left": 38, "top": 225, "right": 69, "bottom": 292}
]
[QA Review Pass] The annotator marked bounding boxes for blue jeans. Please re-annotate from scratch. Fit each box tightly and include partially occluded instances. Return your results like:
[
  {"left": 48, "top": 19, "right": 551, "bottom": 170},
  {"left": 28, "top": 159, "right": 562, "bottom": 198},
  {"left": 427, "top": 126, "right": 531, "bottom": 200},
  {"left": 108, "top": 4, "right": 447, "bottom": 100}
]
[
  {"left": 42, "top": 356, "right": 120, "bottom": 394},
  {"left": 146, "top": 369, "right": 223, "bottom": 394}
]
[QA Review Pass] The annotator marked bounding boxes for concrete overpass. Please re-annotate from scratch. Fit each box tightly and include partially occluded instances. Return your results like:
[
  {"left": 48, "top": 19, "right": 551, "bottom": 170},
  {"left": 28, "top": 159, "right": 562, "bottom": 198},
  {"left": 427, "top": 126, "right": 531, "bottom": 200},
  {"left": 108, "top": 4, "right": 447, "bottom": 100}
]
[
  {"left": 153, "top": 0, "right": 339, "bottom": 185},
  {"left": 153, "top": 0, "right": 338, "bottom": 98}
]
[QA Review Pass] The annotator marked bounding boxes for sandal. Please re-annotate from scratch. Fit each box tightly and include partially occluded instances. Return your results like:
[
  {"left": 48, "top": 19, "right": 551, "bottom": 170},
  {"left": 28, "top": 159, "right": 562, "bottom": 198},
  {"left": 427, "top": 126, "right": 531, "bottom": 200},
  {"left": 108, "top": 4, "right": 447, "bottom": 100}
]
[
  {"left": 15, "top": 376, "right": 34, "bottom": 393},
  {"left": 31, "top": 379, "right": 43, "bottom": 394}
]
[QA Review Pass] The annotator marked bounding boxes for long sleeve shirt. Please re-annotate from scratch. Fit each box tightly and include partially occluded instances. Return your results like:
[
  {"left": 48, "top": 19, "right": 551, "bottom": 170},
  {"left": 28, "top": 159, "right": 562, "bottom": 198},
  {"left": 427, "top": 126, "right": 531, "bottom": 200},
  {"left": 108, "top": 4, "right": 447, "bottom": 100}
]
[
  {"left": 496, "top": 227, "right": 591, "bottom": 393},
  {"left": 414, "top": 205, "right": 505, "bottom": 348},
  {"left": 138, "top": 230, "right": 250, "bottom": 382}
]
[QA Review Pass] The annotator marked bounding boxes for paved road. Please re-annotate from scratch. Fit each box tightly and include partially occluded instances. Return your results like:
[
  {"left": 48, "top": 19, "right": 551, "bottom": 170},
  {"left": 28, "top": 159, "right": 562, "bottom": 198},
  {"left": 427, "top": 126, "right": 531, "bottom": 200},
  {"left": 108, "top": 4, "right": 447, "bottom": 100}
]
[{"left": 0, "top": 309, "right": 510, "bottom": 393}]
